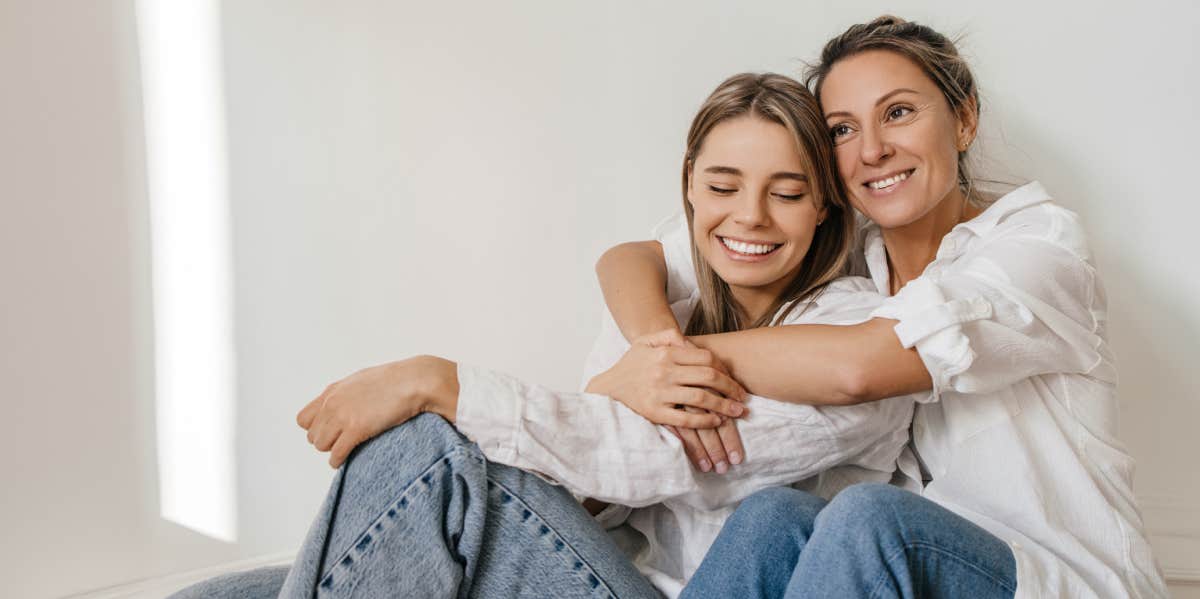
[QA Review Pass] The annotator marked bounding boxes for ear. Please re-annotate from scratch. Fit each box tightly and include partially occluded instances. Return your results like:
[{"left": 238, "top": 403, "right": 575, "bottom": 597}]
[
  {"left": 955, "top": 96, "right": 979, "bottom": 152},
  {"left": 815, "top": 203, "right": 828, "bottom": 227}
]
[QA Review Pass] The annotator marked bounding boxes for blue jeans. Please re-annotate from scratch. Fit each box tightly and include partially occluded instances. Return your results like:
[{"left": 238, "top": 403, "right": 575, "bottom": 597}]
[
  {"left": 681, "top": 484, "right": 1017, "bottom": 599},
  {"left": 171, "top": 414, "right": 659, "bottom": 598}
]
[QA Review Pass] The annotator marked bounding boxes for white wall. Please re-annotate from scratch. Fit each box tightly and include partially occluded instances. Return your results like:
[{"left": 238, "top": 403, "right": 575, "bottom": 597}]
[{"left": 2, "top": 1, "right": 1197, "bottom": 596}]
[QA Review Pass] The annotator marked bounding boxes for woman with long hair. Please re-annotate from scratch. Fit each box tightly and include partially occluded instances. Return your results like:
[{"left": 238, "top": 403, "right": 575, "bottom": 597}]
[
  {"left": 173, "top": 72, "right": 916, "bottom": 598},
  {"left": 600, "top": 16, "right": 1167, "bottom": 599}
]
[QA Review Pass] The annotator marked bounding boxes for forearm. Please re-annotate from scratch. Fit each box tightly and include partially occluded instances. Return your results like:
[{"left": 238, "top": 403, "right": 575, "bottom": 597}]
[
  {"left": 690, "top": 318, "right": 931, "bottom": 405},
  {"left": 596, "top": 241, "right": 679, "bottom": 340},
  {"left": 452, "top": 363, "right": 909, "bottom": 510}
]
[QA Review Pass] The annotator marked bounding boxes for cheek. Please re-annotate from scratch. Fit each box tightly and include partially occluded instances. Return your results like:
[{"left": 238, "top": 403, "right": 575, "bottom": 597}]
[
  {"left": 776, "top": 206, "right": 821, "bottom": 248},
  {"left": 835, "top": 143, "right": 857, "bottom": 180}
]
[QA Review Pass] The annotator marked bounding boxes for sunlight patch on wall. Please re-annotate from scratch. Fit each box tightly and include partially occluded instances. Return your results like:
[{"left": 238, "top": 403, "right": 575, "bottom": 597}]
[{"left": 135, "top": 0, "right": 237, "bottom": 542}]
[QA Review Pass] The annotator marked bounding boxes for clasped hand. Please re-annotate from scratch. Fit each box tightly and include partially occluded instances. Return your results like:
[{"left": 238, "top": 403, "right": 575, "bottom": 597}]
[{"left": 586, "top": 329, "right": 749, "bottom": 474}]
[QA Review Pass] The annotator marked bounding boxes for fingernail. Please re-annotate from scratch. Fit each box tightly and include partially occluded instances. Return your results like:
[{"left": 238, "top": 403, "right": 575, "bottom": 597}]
[
  {"left": 729, "top": 451, "right": 742, "bottom": 465},
  {"left": 715, "top": 461, "right": 729, "bottom": 474},
  {"left": 731, "top": 404, "right": 744, "bottom": 417},
  {"left": 699, "top": 459, "right": 712, "bottom": 472}
]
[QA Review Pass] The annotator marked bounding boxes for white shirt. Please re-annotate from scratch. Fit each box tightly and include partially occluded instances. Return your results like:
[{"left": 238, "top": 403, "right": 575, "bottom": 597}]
[
  {"left": 455, "top": 246, "right": 916, "bottom": 595},
  {"left": 665, "top": 181, "right": 1163, "bottom": 598}
]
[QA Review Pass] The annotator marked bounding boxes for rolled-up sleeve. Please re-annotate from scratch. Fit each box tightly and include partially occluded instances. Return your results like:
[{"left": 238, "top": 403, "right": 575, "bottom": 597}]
[{"left": 870, "top": 217, "right": 1114, "bottom": 401}]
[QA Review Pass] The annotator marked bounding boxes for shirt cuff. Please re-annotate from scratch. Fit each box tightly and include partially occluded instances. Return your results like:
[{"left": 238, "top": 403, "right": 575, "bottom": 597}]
[
  {"left": 870, "top": 277, "right": 992, "bottom": 401},
  {"left": 454, "top": 363, "right": 522, "bottom": 463}
]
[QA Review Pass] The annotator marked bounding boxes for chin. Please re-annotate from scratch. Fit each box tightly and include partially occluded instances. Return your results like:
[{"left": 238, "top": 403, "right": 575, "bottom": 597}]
[{"left": 854, "top": 197, "right": 929, "bottom": 230}]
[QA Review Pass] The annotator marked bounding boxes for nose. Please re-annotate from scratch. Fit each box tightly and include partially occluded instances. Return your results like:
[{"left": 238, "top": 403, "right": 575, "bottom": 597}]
[
  {"left": 732, "top": 191, "right": 769, "bottom": 228},
  {"left": 859, "top": 123, "right": 893, "bottom": 165}
]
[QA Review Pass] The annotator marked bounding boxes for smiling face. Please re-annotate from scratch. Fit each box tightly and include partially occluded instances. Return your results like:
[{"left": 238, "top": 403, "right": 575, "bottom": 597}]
[
  {"left": 686, "top": 115, "right": 826, "bottom": 315},
  {"left": 820, "top": 49, "right": 976, "bottom": 231}
]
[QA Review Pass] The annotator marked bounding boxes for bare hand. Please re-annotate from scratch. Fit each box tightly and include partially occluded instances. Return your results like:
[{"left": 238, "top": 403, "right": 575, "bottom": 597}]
[
  {"left": 635, "top": 331, "right": 746, "bottom": 472},
  {"left": 666, "top": 407, "right": 745, "bottom": 473},
  {"left": 585, "top": 340, "right": 747, "bottom": 428},
  {"left": 296, "top": 355, "right": 458, "bottom": 468}
]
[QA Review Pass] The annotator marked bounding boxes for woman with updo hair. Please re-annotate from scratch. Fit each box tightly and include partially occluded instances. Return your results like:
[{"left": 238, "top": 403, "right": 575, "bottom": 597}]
[{"left": 600, "top": 16, "right": 1167, "bottom": 599}]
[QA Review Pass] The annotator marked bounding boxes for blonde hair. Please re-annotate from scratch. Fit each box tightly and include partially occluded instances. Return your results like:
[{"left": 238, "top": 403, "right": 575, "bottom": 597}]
[
  {"left": 804, "top": 15, "right": 984, "bottom": 203},
  {"left": 682, "top": 73, "right": 853, "bottom": 336}
]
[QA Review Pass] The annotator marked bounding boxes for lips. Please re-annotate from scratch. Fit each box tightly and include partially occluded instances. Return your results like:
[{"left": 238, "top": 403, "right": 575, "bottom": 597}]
[
  {"left": 864, "top": 168, "right": 915, "bottom": 191},
  {"left": 719, "top": 236, "right": 781, "bottom": 256}
]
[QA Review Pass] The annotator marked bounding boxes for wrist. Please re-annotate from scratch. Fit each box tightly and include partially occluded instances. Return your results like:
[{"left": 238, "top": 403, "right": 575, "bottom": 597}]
[
  {"left": 413, "top": 355, "right": 460, "bottom": 423},
  {"left": 630, "top": 317, "right": 682, "bottom": 341},
  {"left": 584, "top": 369, "right": 610, "bottom": 395}
]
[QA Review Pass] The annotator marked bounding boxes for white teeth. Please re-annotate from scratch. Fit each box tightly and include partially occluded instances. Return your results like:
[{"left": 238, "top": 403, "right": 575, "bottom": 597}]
[
  {"left": 721, "top": 237, "right": 779, "bottom": 255},
  {"left": 869, "top": 170, "right": 910, "bottom": 190}
]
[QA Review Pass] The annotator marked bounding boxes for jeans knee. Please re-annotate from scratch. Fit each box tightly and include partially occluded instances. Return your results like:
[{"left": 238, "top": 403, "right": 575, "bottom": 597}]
[
  {"left": 348, "top": 413, "right": 475, "bottom": 475},
  {"left": 817, "top": 482, "right": 908, "bottom": 536},
  {"left": 733, "top": 487, "right": 827, "bottom": 528}
]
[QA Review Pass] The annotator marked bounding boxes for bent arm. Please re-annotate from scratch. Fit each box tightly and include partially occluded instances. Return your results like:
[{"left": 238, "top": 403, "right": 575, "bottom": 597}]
[
  {"left": 453, "top": 363, "right": 912, "bottom": 511},
  {"left": 595, "top": 240, "right": 679, "bottom": 340},
  {"left": 690, "top": 318, "right": 932, "bottom": 405}
]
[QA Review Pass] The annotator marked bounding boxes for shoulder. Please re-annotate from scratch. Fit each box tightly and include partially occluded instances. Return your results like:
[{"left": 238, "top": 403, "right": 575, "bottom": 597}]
[{"left": 964, "top": 182, "right": 1094, "bottom": 264}]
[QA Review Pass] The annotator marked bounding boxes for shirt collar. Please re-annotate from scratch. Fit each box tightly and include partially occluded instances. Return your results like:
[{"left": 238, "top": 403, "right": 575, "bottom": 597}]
[{"left": 858, "top": 181, "right": 1052, "bottom": 294}]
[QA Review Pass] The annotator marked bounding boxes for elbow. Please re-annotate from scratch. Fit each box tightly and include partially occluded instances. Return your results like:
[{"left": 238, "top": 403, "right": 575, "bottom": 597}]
[{"left": 833, "top": 361, "right": 875, "bottom": 405}]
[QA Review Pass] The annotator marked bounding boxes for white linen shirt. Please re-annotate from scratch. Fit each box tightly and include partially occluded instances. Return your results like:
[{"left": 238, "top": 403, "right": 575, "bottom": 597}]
[
  {"left": 658, "top": 182, "right": 1167, "bottom": 598},
  {"left": 455, "top": 257, "right": 916, "bottom": 595}
]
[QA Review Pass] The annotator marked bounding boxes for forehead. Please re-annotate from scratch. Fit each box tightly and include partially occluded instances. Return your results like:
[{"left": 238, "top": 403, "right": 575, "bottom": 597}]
[
  {"left": 819, "top": 49, "right": 941, "bottom": 113},
  {"left": 694, "top": 116, "right": 806, "bottom": 173}
]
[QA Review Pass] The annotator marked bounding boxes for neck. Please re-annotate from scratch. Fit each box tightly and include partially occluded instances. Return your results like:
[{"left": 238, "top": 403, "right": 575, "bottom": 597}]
[
  {"left": 728, "top": 284, "right": 780, "bottom": 327},
  {"left": 880, "top": 187, "right": 981, "bottom": 294}
]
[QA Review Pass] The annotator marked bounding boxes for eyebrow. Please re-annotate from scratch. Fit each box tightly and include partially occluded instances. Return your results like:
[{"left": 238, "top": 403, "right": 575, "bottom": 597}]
[
  {"left": 702, "top": 166, "right": 808, "bottom": 182},
  {"left": 823, "top": 87, "right": 920, "bottom": 120}
]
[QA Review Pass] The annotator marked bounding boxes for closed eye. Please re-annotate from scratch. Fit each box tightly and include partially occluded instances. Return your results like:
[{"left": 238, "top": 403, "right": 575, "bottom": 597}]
[
  {"left": 774, "top": 193, "right": 805, "bottom": 201},
  {"left": 708, "top": 185, "right": 736, "bottom": 194}
]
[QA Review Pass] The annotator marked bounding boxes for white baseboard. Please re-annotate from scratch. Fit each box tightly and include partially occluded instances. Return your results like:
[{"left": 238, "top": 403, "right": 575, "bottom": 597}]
[
  {"left": 64, "top": 552, "right": 295, "bottom": 599},
  {"left": 1140, "top": 494, "right": 1200, "bottom": 584}
]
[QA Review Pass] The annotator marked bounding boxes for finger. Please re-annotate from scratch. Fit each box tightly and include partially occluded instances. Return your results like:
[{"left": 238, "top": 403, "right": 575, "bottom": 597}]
[
  {"left": 328, "top": 430, "right": 361, "bottom": 469},
  {"left": 696, "top": 426, "right": 729, "bottom": 474},
  {"left": 716, "top": 417, "right": 745, "bottom": 465},
  {"left": 677, "top": 427, "right": 712, "bottom": 472},
  {"left": 671, "top": 366, "right": 747, "bottom": 403},
  {"left": 667, "top": 346, "right": 725, "bottom": 368},
  {"left": 655, "top": 405, "right": 722, "bottom": 429},
  {"left": 298, "top": 382, "right": 338, "bottom": 429},
  {"left": 669, "top": 387, "right": 746, "bottom": 419},
  {"left": 312, "top": 417, "right": 341, "bottom": 452},
  {"left": 297, "top": 396, "right": 322, "bottom": 430}
]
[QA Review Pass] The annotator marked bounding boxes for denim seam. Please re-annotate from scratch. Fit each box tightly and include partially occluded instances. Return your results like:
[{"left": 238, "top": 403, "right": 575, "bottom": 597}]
[
  {"left": 867, "top": 540, "right": 1017, "bottom": 599},
  {"left": 317, "top": 445, "right": 474, "bottom": 594},
  {"left": 484, "top": 475, "right": 617, "bottom": 599}
]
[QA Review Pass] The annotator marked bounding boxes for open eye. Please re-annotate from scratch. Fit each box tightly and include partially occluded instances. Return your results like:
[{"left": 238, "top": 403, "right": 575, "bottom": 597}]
[
  {"left": 886, "top": 105, "right": 914, "bottom": 121},
  {"left": 830, "top": 123, "right": 853, "bottom": 140}
]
